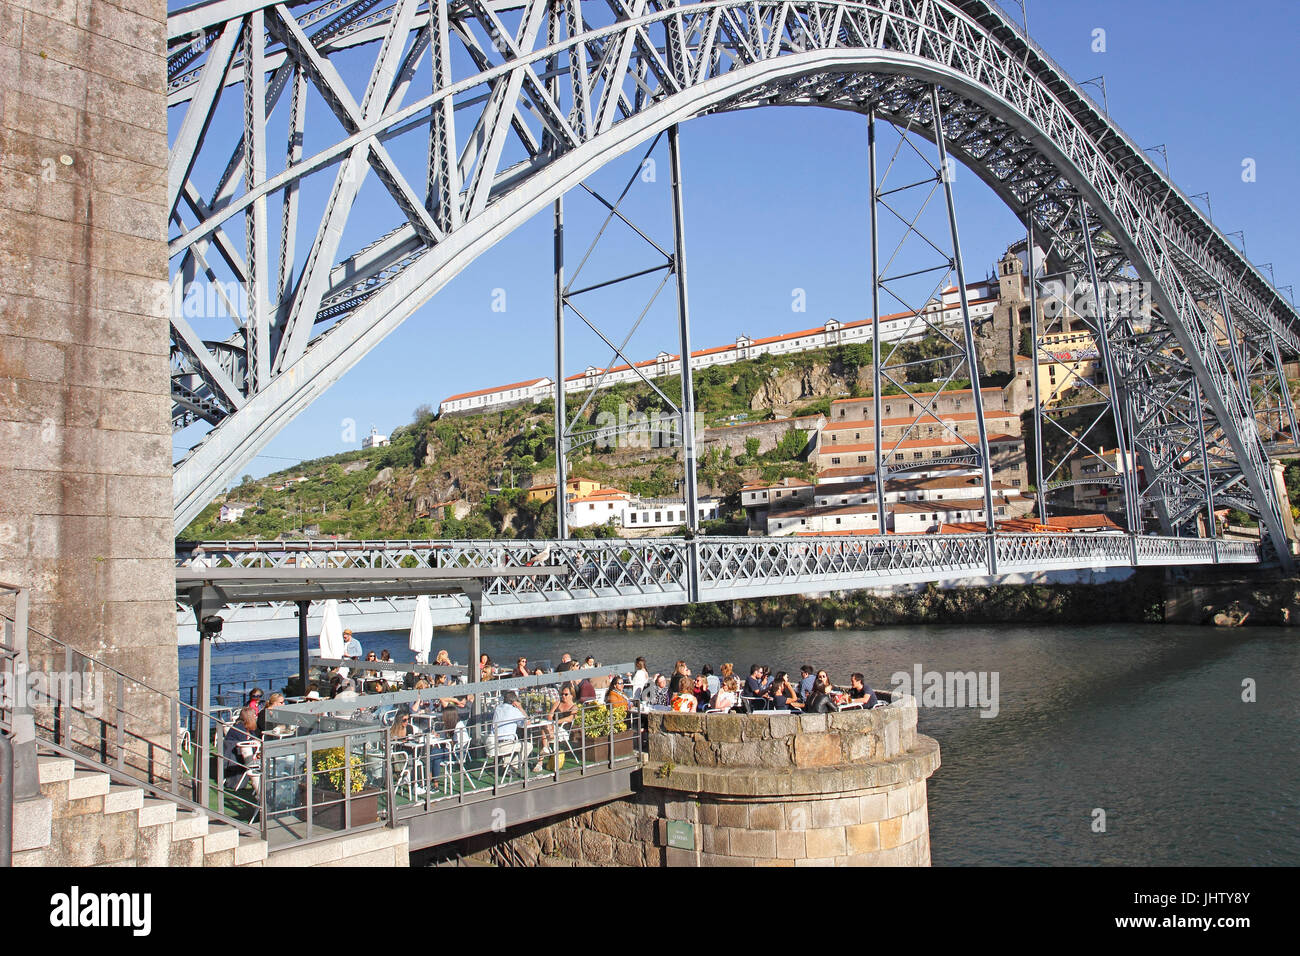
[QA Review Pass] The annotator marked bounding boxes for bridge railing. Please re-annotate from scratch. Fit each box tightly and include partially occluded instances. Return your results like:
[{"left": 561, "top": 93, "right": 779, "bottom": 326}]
[{"left": 175, "top": 534, "right": 1261, "bottom": 634}]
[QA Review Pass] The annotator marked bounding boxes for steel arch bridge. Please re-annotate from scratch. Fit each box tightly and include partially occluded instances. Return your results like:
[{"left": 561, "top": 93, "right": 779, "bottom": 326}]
[{"left": 166, "top": 0, "right": 1300, "bottom": 559}]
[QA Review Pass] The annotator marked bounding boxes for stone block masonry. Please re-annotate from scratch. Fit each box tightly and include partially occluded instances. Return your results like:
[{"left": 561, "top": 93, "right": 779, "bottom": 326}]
[
  {"left": 0, "top": 1, "right": 177, "bottom": 722},
  {"left": 457, "top": 698, "right": 940, "bottom": 867}
]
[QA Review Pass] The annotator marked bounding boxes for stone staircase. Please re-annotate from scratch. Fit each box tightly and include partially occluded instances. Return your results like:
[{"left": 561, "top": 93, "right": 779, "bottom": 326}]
[{"left": 11, "top": 755, "right": 269, "bottom": 867}]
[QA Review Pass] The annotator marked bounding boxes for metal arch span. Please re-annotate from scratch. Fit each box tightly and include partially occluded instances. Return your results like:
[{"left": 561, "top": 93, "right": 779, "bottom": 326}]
[{"left": 167, "top": 0, "right": 1300, "bottom": 548}]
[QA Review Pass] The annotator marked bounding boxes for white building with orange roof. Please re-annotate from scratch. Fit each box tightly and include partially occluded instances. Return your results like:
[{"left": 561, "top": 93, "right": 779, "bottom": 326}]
[
  {"left": 568, "top": 487, "right": 634, "bottom": 528},
  {"left": 439, "top": 377, "right": 553, "bottom": 415}
]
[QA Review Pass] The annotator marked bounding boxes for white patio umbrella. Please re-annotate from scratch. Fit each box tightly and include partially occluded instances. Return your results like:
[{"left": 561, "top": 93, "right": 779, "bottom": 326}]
[
  {"left": 319, "top": 599, "right": 347, "bottom": 677},
  {"left": 409, "top": 595, "right": 433, "bottom": 665}
]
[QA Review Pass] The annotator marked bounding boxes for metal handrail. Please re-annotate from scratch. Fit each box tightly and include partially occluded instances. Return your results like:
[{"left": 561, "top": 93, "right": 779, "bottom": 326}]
[{"left": 0, "top": 607, "right": 261, "bottom": 836}]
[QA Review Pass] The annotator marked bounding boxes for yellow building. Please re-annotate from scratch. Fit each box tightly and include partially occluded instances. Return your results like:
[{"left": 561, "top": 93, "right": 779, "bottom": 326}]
[
  {"left": 1036, "top": 329, "right": 1100, "bottom": 405},
  {"left": 525, "top": 477, "right": 602, "bottom": 503}
]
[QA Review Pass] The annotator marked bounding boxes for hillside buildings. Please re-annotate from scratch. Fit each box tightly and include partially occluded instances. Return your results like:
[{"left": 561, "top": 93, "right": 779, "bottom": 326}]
[{"left": 438, "top": 279, "right": 1002, "bottom": 416}]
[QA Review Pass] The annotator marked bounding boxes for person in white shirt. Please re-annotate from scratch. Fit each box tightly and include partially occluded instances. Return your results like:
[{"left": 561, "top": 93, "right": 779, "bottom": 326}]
[
  {"left": 630, "top": 658, "right": 650, "bottom": 700},
  {"left": 492, "top": 693, "right": 528, "bottom": 743}
]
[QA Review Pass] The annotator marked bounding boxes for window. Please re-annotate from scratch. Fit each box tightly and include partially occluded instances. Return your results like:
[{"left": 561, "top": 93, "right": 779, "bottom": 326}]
[
  {"left": 932, "top": 450, "right": 943, "bottom": 458},
  {"left": 654, "top": 512, "right": 661, "bottom": 522},
  {"left": 1013, "top": 480, "right": 1021, "bottom": 487},
  {"left": 831, "top": 457, "right": 841, "bottom": 465},
  {"left": 857, "top": 455, "right": 868, "bottom": 463},
  {"left": 895, "top": 453, "right": 905, "bottom": 461},
  {"left": 913, "top": 452, "right": 924, "bottom": 460},
  {"left": 629, "top": 512, "right": 637, "bottom": 523},
  {"left": 835, "top": 518, "right": 842, "bottom": 525}
]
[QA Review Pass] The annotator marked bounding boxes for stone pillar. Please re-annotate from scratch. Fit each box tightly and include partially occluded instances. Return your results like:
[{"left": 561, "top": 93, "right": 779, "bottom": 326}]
[
  {"left": 0, "top": 0, "right": 176, "bottom": 727},
  {"left": 644, "top": 699, "right": 940, "bottom": 866},
  {"left": 1270, "top": 460, "right": 1298, "bottom": 550}
]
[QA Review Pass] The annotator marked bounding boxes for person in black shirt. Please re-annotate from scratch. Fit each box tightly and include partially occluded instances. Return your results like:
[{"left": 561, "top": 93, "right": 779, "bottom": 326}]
[
  {"left": 769, "top": 672, "right": 804, "bottom": 711},
  {"left": 848, "top": 673, "right": 878, "bottom": 708}
]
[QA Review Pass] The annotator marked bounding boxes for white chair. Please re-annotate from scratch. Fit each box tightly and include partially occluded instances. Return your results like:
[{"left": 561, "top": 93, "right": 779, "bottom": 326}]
[{"left": 487, "top": 729, "right": 531, "bottom": 783}]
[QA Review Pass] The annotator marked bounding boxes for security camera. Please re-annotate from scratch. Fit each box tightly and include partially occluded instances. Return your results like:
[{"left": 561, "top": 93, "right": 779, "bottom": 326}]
[{"left": 200, "top": 615, "right": 224, "bottom": 637}]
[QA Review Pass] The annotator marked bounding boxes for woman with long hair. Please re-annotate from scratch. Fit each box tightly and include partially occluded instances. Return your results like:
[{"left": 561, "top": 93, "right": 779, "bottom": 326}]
[{"left": 802, "top": 678, "right": 836, "bottom": 714}]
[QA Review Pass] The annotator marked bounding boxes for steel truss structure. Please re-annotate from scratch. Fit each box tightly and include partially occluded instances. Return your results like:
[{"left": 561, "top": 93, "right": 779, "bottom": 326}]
[
  {"left": 176, "top": 533, "right": 1260, "bottom": 640},
  {"left": 167, "top": 0, "right": 1299, "bottom": 561}
]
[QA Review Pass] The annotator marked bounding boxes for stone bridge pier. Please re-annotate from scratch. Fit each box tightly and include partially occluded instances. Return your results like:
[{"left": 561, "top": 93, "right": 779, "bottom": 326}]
[{"left": 459, "top": 697, "right": 940, "bottom": 867}]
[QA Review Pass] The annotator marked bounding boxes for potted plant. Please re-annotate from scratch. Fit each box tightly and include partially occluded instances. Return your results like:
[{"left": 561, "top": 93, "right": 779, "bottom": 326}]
[
  {"left": 307, "top": 746, "right": 381, "bottom": 829},
  {"left": 572, "top": 704, "right": 636, "bottom": 762}
]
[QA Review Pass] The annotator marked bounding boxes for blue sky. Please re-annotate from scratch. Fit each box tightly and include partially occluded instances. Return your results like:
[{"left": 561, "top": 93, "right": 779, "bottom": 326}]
[{"left": 169, "top": 1, "right": 1300, "bottom": 480}]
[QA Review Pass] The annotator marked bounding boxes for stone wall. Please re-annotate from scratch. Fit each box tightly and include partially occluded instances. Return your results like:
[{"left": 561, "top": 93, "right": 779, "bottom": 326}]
[
  {"left": 698, "top": 415, "right": 823, "bottom": 458},
  {"left": 461, "top": 697, "right": 940, "bottom": 867},
  {"left": 0, "top": 1, "right": 176, "bottom": 714}
]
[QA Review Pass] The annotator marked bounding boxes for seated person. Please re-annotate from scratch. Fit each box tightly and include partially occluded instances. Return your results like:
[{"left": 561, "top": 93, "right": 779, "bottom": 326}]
[
  {"left": 670, "top": 687, "right": 698, "bottom": 713},
  {"left": 408, "top": 680, "right": 435, "bottom": 724},
  {"left": 767, "top": 672, "right": 804, "bottom": 711},
  {"left": 798, "top": 665, "right": 816, "bottom": 701},
  {"left": 847, "top": 673, "right": 879, "bottom": 708},
  {"left": 492, "top": 692, "right": 530, "bottom": 748},
  {"left": 744, "top": 664, "right": 768, "bottom": 698},
  {"left": 575, "top": 674, "right": 598, "bottom": 704},
  {"left": 390, "top": 711, "right": 413, "bottom": 741},
  {"left": 692, "top": 674, "right": 712, "bottom": 711},
  {"left": 222, "top": 706, "right": 262, "bottom": 795},
  {"left": 606, "top": 675, "right": 630, "bottom": 712},
  {"left": 536, "top": 687, "right": 580, "bottom": 770},
  {"left": 712, "top": 675, "right": 740, "bottom": 713},
  {"left": 256, "top": 692, "right": 286, "bottom": 734},
  {"left": 802, "top": 678, "right": 836, "bottom": 714},
  {"left": 817, "top": 669, "right": 847, "bottom": 706},
  {"left": 644, "top": 674, "right": 670, "bottom": 708}
]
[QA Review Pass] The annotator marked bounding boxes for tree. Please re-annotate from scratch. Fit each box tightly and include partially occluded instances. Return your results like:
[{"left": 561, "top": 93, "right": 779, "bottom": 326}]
[{"left": 412, "top": 403, "right": 434, "bottom": 423}]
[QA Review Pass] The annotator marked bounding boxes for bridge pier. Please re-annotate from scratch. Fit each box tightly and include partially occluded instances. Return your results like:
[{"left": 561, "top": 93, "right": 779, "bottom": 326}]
[
  {"left": 0, "top": 0, "right": 177, "bottom": 729},
  {"left": 451, "top": 697, "right": 939, "bottom": 867}
]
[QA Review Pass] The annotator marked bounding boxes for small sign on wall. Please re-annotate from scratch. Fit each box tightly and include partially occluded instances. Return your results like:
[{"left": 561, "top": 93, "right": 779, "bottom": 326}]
[{"left": 665, "top": 820, "right": 695, "bottom": 850}]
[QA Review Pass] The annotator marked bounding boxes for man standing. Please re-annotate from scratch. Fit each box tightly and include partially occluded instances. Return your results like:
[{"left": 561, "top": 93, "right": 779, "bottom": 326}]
[{"left": 342, "top": 628, "right": 363, "bottom": 659}]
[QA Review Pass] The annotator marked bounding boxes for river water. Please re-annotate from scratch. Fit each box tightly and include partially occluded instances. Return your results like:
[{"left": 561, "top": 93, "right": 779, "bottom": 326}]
[{"left": 181, "top": 622, "right": 1299, "bottom": 866}]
